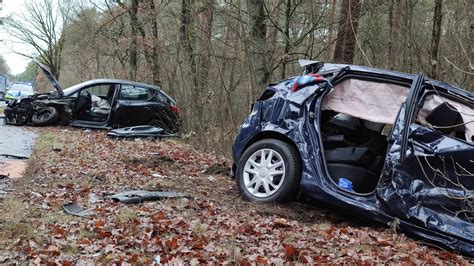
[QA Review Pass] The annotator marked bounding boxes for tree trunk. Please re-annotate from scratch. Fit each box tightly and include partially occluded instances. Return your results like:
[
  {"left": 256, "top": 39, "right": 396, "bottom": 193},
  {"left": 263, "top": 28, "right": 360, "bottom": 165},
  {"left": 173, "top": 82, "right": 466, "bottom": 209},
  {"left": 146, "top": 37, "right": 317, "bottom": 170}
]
[
  {"left": 179, "top": 0, "right": 196, "bottom": 82},
  {"left": 128, "top": 0, "right": 139, "bottom": 80},
  {"left": 247, "top": 0, "right": 270, "bottom": 93},
  {"left": 470, "top": 0, "right": 474, "bottom": 91},
  {"left": 281, "top": 0, "right": 291, "bottom": 79},
  {"left": 429, "top": 0, "right": 443, "bottom": 79},
  {"left": 387, "top": 0, "right": 404, "bottom": 70},
  {"left": 149, "top": 0, "right": 161, "bottom": 86},
  {"left": 402, "top": 0, "right": 414, "bottom": 72},
  {"left": 196, "top": 0, "right": 215, "bottom": 93},
  {"left": 333, "top": 0, "right": 362, "bottom": 64},
  {"left": 326, "top": 0, "right": 338, "bottom": 61}
]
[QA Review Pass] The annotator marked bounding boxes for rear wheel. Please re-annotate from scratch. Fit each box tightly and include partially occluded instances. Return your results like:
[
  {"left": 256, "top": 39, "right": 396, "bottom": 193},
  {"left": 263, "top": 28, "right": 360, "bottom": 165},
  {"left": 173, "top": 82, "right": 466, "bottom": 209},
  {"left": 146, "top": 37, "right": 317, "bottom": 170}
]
[
  {"left": 236, "top": 139, "right": 301, "bottom": 203},
  {"left": 31, "top": 106, "right": 59, "bottom": 126}
]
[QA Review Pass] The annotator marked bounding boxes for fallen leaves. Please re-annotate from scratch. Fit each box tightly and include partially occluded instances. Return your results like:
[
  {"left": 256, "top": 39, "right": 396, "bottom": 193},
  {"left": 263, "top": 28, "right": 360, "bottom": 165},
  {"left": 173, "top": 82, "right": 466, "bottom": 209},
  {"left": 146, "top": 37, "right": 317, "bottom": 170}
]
[{"left": 0, "top": 128, "right": 467, "bottom": 264}]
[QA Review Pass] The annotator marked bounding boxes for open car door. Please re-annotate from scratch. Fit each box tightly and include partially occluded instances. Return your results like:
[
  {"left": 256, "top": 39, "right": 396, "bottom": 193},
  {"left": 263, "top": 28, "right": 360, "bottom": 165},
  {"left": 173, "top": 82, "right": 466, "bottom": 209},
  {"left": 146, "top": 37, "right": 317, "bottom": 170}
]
[{"left": 377, "top": 75, "right": 474, "bottom": 254}]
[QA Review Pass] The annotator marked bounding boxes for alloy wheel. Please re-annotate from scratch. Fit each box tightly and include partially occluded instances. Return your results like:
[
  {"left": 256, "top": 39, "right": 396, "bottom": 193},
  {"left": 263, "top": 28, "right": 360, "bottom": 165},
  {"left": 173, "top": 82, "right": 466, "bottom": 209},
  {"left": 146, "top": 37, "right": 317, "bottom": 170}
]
[{"left": 243, "top": 148, "right": 286, "bottom": 198}]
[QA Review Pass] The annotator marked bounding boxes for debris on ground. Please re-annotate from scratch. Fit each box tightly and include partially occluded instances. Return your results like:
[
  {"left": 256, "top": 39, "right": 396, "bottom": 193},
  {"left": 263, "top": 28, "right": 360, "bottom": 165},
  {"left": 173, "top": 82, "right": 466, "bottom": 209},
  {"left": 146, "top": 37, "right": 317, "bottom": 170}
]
[
  {"left": 62, "top": 203, "right": 94, "bottom": 217},
  {"left": 109, "top": 190, "right": 188, "bottom": 204},
  {"left": 107, "top": 126, "right": 177, "bottom": 138},
  {"left": 0, "top": 128, "right": 467, "bottom": 264}
]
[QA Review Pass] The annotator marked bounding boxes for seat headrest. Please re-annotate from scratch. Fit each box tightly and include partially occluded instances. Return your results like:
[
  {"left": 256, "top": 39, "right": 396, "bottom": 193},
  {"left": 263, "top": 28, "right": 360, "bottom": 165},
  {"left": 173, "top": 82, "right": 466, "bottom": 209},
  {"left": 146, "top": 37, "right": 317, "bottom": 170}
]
[{"left": 425, "top": 102, "right": 462, "bottom": 134}]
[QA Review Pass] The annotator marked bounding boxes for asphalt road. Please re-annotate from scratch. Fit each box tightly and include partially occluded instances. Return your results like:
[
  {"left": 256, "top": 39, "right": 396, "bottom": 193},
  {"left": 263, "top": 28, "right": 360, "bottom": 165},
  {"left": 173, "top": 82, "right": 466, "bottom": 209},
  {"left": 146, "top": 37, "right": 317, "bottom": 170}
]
[
  {"left": 0, "top": 124, "right": 37, "bottom": 159},
  {"left": 0, "top": 108, "right": 37, "bottom": 196}
]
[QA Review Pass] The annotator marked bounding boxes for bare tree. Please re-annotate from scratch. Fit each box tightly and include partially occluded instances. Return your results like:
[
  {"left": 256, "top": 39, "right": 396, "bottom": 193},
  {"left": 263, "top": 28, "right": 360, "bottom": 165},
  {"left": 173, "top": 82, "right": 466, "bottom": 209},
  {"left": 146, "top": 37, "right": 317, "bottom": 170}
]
[
  {"left": 326, "top": 0, "right": 338, "bottom": 61},
  {"left": 387, "top": 0, "right": 404, "bottom": 70},
  {"left": 333, "top": 0, "right": 362, "bottom": 64},
  {"left": 4, "top": 0, "right": 75, "bottom": 79},
  {"left": 247, "top": 0, "right": 270, "bottom": 93},
  {"left": 116, "top": 0, "right": 139, "bottom": 80},
  {"left": 470, "top": 0, "right": 474, "bottom": 91},
  {"left": 429, "top": 0, "right": 443, "bottom": 79}
]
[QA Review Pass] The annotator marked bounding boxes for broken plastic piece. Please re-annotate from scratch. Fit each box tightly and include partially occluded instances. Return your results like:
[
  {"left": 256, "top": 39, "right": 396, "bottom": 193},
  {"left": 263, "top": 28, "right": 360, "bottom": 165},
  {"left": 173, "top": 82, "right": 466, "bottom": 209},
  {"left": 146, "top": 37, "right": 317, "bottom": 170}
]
[
  {"left": 107, "top": 126, "right": 177, "bottom": 138},
  {"left": 109, "top": 190, "right": 188, "bottom": 204},
  {"left": 62, "top": 203, "right": 94, "bottom": 217}
]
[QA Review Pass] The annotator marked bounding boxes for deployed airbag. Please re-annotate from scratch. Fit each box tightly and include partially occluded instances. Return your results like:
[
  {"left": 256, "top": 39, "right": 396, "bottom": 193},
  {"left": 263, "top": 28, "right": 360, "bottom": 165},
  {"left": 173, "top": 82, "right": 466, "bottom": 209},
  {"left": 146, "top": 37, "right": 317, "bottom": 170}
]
[{"left": 323, "top": 79, "right": 409, "bottom": 124}]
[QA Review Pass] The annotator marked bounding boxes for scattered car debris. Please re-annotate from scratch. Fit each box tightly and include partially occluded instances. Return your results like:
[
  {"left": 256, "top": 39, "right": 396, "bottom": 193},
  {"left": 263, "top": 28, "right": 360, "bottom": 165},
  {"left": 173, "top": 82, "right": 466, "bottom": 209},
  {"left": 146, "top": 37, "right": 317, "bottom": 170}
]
[
  {"left": 62, "top": 203, "right": 95, "bottom": 217},
  {"left": 107, "top": 125, "right": 178, "bottom": 138},
  {"left": 232, "top": 60, "right": 474, "bottom": 256},
  {"left": 0, "top": 154, "right": 29, "bottom": 160},
  {"left": 108, "top": 190, "right": 188, "bottom": 204}
]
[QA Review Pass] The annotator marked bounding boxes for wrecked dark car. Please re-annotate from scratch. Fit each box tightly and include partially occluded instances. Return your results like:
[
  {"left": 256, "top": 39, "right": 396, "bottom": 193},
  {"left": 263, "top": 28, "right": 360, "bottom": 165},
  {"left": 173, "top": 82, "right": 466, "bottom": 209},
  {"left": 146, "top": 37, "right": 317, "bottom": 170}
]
[
  {"left": 4, "top": 62, "right": 179, "bottom": 132},
  {"left": 232, "top": 60, "right": 474, "bottom": 256}
]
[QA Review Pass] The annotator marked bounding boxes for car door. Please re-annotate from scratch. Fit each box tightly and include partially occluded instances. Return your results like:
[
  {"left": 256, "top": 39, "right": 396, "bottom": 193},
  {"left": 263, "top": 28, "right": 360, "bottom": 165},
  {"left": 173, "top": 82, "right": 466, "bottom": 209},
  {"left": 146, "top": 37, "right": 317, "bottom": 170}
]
[
  {"left": 377, "top": 75, "right": 474, "bottom": 244},
  {"left": 114, "top": 85, "right": 167, "bottom": 127}
]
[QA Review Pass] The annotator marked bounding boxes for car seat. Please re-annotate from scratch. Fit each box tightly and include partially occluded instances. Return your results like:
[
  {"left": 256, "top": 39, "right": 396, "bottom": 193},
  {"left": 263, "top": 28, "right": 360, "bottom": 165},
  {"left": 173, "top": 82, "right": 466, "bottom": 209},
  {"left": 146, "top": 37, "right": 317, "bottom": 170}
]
[{"left": 425, "top": 102, "right": 462, "bottom": 135}]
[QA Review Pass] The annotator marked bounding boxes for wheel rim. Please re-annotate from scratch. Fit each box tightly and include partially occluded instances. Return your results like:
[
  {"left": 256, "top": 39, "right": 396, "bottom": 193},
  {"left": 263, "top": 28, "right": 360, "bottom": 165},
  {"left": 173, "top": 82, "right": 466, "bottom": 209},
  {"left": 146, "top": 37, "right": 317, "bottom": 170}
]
[
  {"left": 38, "top": 111, "right": 51, "bottom": 120},
  {"left": 243, "top": 148, "right": 286, "bottom": 198}
]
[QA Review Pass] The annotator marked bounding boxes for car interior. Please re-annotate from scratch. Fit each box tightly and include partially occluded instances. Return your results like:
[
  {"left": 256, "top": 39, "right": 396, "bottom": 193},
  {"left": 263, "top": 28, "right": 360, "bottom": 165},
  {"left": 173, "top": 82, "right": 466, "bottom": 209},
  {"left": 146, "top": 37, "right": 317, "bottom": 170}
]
[
  {"left": 320, "top": 78, "right": 410, "bottom": 194},
  {"left": 417, "top": 93, "right": 473, "bottom": 143},
  {"left": 74, "top": 84, "right": 116, "bottom": 123},
  {"left": 320, "top": 80, "right": 474, "bottom": 194}
]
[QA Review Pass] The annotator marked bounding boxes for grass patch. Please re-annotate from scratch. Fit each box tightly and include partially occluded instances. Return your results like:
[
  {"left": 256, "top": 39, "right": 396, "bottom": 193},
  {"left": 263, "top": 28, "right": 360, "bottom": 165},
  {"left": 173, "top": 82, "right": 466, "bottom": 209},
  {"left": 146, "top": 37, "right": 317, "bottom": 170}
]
[
  {"left": 34, "top": 132, "right": 60, "bottom": 152},
  {"left": 117, "top": 208, "right": 137, "bottom": 223},
  {"left": 0, "top": 198, "right": 40, "bottom": 241},
  {"left": 24, "top": 132, "right": 64, "bottom": 177},
  {"left": 79, "top": 229, "right": 96, "bottom": 238},
  {"left": 41, "top": 210, "right": 71, "bottom": 225},
  {"left": 0, "top": 197, "right": 28, "bottom": 221}
]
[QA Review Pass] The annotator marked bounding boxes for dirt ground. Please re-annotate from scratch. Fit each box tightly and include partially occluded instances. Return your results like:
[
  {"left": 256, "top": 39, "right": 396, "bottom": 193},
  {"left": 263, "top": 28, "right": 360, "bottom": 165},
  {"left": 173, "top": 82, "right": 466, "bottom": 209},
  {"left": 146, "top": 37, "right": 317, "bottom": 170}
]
[{"left": 0, "top": 127, "right": 470, "bottom": 264}]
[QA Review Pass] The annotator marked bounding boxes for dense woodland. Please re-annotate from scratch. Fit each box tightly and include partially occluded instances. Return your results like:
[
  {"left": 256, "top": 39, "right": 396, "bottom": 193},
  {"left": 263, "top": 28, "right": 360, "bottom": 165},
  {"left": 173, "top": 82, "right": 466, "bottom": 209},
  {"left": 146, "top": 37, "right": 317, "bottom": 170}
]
[{"left": 3, "top": 0, "right": 474, "bottom": 154}]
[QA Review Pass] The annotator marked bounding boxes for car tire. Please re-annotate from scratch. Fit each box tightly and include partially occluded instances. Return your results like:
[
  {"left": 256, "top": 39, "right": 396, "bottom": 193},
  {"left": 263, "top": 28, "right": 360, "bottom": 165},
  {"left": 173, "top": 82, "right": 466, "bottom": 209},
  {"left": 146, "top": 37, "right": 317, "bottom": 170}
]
[
  {"left": 236, "top": 139, "right": 301, "bottom": 203},
  {"left": 31, "top": 106, "right": 59, "bottom": 126}
]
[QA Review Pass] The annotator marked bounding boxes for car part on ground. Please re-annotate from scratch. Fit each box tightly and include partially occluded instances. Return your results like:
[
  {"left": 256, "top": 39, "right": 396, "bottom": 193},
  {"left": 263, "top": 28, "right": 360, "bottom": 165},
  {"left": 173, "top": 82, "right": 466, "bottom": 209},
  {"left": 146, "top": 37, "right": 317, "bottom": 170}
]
[
  {"left": 107, "top": 125, "right": 178, "bottom": 138},
  {"left": 231, "top": 60, "right": 474, "bottom": 256},
  {"left": 62, "top": 203, "right": 94, "bottom": 217},
  {"left": 108, "top": 190, "right": 188, "bottom": 204}
]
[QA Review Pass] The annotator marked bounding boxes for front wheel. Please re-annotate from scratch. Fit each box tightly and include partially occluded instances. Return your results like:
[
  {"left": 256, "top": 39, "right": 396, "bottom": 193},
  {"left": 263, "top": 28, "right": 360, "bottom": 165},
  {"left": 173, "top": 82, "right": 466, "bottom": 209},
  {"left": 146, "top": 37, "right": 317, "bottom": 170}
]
[
  {"left": 31, "top": 106, "right": 59, "bottom": 126},
  {"left": 236, "top": 139, "right": 301, "bottom": 203}
]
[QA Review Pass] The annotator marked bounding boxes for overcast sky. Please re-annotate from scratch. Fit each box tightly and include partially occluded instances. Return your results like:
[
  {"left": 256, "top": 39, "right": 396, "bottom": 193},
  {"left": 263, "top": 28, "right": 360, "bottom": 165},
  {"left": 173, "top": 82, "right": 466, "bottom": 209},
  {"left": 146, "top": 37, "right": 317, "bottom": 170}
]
[{"left": 1, "top": 0, "right": 31, "bottom": 75}]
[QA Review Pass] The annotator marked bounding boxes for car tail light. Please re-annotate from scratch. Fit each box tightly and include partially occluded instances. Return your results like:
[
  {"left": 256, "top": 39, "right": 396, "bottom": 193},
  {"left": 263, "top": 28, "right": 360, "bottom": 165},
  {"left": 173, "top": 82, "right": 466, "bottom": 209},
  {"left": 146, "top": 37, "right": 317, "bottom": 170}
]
[{"left": 171, "top": 104, "right": 179, "bottom": 114}]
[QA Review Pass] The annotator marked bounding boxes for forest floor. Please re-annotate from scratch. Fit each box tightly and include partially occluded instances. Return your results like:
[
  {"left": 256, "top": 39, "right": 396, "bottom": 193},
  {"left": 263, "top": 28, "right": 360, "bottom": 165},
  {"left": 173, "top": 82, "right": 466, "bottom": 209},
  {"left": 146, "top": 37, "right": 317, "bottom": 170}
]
[{"left": 0, "top": 127, "right": 470, "bottom": 264}]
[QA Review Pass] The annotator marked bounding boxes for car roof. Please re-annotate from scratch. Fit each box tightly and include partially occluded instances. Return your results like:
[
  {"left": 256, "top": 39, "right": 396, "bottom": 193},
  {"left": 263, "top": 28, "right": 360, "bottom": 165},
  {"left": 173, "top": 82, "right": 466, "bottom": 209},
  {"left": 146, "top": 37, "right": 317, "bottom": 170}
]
[
  {"left": 74, "top": 79, "right": 160, "bottom": 89},
  {"left": 10, "top": 83, "right": 33, "bottom": 88},
  {"left": 62, "top": 79, "right": 176, "bottom": 103},
  {"left": 319, "top": 63, "right": 473, "bottom": 100}
]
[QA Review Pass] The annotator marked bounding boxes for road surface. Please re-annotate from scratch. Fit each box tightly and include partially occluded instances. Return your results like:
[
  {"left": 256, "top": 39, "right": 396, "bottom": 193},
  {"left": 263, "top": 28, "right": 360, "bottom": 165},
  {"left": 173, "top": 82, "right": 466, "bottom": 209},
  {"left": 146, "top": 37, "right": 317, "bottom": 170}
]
[{"left": 0, "top": 115, "right": 37, "bottom": 196}]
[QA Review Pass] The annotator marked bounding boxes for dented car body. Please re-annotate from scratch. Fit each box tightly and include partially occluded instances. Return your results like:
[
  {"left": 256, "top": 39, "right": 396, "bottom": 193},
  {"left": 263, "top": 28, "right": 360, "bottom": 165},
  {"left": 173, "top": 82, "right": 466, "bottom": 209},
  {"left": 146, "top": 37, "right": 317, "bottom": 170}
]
[
  {"left": 4, "top": 62, "right": 179, "bottom": 132},
  {"left": 232, "top": 61, "right": 474, "bottom": 256}
]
